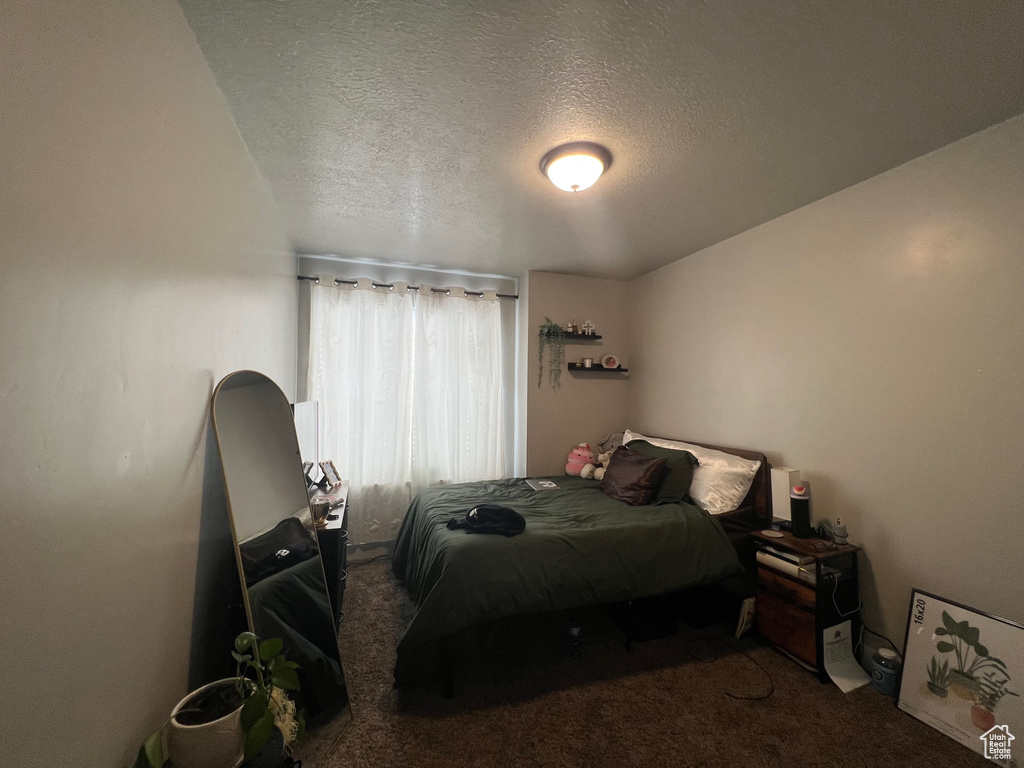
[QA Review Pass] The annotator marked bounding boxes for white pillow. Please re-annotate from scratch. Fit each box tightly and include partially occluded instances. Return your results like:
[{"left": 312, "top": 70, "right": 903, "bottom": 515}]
[{"left": 623, "top": 429, "right": 761, "bottom": 515}]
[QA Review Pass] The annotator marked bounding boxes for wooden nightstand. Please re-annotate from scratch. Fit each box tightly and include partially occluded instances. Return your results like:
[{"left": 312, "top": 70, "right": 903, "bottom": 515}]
[{"left": 750, "top": 529, "right": 861, "bottom": 682}]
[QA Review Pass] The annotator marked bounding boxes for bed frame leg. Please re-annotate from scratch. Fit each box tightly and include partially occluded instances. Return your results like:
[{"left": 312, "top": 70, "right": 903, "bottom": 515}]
[
  {"left": 625, "top": 600, "right": 634, "bottom": 652},
  {"left": 440, "top": 635, "right": 454, "bottom": 699}
]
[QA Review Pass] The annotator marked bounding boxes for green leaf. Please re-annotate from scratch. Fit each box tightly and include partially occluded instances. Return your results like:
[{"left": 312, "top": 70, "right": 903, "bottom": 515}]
[
  {"left": 134, "top": 745, "right": 159, "bottom": 768},
  {"left": 941, "top": 611, "right": 958, "bottom": 634},
  {"left": 240, "top": 691, "right": 268, "bottom": 731},
  {"left": 296, "top": 713, "right": 306, "bottom": 743},
  {"left": 244, "top": 710, "right": 275, "bottom": 761},
  {"left": 986, "top": 656, "right": 1007, "bottom": 668},
  {"left": 975, "top": 643, "right": 989, "bottom": 657},
  {"left": 965, "top": 626, "right": 981, "bottom": 646},
  {"left": 235, "top": 632, "right": 258, "bottom": 654},
  {"left": 933, "top": 627, "right": 948, "bottom": 636},
  {"left": 936, "top": 641, "right": 955, "bottom": 653},
  {"left": 259, "top": 638, "right": 283, "bottom": 662},
  {"left": 139, "top": 727, "right": 164, "bottom": 767},
  {"left": 271, "top": 665, "right": 301, "bottom": 691}
]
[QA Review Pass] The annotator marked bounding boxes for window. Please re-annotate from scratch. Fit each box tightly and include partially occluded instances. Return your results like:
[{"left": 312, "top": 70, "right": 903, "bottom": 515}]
[{"left": 306, "top": 278, "right": 509, "bottom": 545}]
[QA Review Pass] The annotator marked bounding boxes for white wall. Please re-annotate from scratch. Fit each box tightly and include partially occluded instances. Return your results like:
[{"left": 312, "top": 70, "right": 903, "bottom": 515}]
[
  {"left": 0, "top": 2, "right": 296, "bottom": 764},
  {"left": 628, "top": 114, "right": 1024, "bottom": 647}
]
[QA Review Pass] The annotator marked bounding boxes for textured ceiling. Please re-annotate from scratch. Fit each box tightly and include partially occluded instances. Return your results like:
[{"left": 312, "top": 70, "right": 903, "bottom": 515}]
[{"left": 179, "top": 0, "right": 1024, "bottom": 280}]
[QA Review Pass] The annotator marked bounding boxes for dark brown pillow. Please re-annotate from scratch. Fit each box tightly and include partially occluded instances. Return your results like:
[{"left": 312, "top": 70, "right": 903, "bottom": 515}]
[
  {"left": 600, "top": 446, "right": 669, "bottom": 506},
  {"left": 625, "top": 440, "right": 698, "bottom": 505}
]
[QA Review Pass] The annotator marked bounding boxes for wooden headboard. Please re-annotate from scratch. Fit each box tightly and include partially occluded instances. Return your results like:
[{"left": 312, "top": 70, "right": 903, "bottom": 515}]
[{"left": 686, "top": 440, "right": 771, "bottom": 529}]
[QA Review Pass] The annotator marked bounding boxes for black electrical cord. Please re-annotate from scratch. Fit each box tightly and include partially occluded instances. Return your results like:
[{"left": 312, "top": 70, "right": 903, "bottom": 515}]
[
  {"left": 861, "top": 623, "right": 903, "bottom": 661},
  {"left": 683, "top": 629, "right": 775, "bottom": 701},
  {"left": 349, "top": 553, "right": 392, "bottom": 567},
  {"left": 721, "top": 639, "right": 776, "bottom": 701}
]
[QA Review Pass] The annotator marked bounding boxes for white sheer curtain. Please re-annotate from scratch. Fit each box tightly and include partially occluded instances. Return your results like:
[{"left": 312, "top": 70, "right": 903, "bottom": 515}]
[
  {"left": 307, "top": 278, "right": 506, "bottom": 545},
  {"left": 411, "top": 286, "right": 505, "bottom": 488}
]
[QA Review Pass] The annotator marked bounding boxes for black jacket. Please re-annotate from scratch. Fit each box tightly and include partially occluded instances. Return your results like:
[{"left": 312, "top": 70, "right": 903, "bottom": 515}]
[{"left": 446, "top": 504, "right": 526, "bottom": 537}]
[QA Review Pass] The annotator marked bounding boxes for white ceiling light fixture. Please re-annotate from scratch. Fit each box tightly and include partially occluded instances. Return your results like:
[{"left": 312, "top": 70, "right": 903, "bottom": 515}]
[{"left": 540, "top": 141, "right": 612, "bottom": 193}]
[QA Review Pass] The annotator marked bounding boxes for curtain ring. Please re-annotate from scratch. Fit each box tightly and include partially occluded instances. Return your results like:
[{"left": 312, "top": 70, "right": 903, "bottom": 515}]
[
  {"left": 388, "top": 285, "right": 394, "bottom": 291},
  {"left": 445, "top": 289, "right": 451, "bottom": 296}
]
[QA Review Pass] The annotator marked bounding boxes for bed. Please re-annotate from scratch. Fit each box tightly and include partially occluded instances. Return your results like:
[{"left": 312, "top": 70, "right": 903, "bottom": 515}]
[{"left": 391, "top": 436, "right": 771, "bottom": 685}]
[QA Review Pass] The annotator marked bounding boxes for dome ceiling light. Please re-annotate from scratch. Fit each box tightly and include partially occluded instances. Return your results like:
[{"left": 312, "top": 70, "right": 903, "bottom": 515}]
[{"left": 539, "top": 141, "right": 612, "bottom": 193}]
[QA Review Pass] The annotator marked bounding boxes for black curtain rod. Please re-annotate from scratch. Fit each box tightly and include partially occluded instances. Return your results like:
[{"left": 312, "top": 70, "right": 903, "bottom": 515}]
[{"left": 297, "top": 274, "right": 518, "bottom": 300}]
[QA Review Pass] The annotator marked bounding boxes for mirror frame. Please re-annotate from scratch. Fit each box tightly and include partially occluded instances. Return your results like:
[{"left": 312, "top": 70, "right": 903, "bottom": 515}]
[{"left": 210, "top": 370, "right": 350, "bottom": 730}]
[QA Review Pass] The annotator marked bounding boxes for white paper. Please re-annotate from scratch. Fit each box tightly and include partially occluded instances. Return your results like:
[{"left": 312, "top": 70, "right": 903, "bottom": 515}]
[
  {"left": 823, "top": 620, "right": 871, "bottom": 693},
  {"left": 526, "top": 478, "right": 559, "bottom": 490},
  {"left": 735, "top": 597, "right": 756, "bottom": 639}
]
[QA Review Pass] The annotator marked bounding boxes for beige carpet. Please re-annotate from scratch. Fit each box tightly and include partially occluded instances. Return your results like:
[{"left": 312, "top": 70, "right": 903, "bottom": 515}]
[{"left": 297, "top": 560, "right": 988, "bottom": 768}]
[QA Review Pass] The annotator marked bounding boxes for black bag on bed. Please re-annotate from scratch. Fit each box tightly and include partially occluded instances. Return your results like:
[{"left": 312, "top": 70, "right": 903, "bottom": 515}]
[
  {"left": 446, "top": 504, "right": 526, "bottom": 537},
  {"left": 238, "top": 516, "right": 320, "bottom": 587}
]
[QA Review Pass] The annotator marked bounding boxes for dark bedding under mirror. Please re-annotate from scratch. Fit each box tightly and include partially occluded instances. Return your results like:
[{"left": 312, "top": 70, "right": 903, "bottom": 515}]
[{"left": 211, "top": 370, "right": 351, "bottom": 730}]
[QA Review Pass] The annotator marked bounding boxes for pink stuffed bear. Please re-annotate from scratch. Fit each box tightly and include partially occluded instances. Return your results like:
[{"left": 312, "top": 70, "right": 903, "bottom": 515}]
[{"left": 565, "top": 443, "right": 594, "bottom": 475}]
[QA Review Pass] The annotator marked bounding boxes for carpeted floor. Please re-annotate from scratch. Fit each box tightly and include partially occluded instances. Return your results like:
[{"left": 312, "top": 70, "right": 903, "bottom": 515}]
[{"left": 296, "top": 559, "right": 988, "bottom": 767}]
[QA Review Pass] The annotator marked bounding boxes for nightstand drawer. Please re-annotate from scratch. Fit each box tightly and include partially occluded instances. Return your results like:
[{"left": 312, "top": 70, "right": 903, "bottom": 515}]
[
  {"left": 756, "top": 589, "right": 816, "bottom": 667},
  {"left": 758, "top": 567, "right": 816, "bottom": 611}
]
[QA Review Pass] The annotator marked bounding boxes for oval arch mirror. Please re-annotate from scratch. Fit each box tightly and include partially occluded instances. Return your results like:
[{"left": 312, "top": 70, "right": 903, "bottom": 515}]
[{"left": 211, "top": 370, "right": 351, "bottom": 735}]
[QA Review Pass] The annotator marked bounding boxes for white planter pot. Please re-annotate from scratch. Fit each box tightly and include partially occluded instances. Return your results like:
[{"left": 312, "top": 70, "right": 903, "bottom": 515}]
[{"left": 165, "top": 679, "right": 244, "bottom": 768}]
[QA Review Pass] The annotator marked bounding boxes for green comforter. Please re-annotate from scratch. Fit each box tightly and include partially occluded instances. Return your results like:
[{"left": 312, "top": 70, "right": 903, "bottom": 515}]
[{"left": 391, "top": 476, "right": 742, "bottom": 680}]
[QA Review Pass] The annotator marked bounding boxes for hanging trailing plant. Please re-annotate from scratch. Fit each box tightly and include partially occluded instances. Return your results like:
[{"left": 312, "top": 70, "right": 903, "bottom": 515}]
[{"left": 538, "top": 317, "right": 566, "bottom": 389}]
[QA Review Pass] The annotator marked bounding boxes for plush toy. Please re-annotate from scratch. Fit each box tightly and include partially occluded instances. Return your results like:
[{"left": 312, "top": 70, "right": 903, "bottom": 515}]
[
  {"left": 596, "top": 431, "right": 624, "bottom": 455},
  {"left": 565, "top": 443, "right": 594, "bottom": 475},
  {"left": 581, "top": 450, "right": 614, "bottom": 481}
]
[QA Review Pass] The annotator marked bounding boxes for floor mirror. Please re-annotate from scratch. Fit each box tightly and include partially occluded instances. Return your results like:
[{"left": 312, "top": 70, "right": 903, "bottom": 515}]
[{"left": 211, "top": 370, "right": 351, "bottom": 733}]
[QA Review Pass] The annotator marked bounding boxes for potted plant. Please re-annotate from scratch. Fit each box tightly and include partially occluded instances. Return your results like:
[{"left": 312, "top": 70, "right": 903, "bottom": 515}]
[
  {"left": 971, "top": 672, "right": 1019, "bottom": 731},
  {"left": 136, "top": 632, "right": 304, "bottom": 768},
  {"left": 925, "top": 656, "right": 951, "bottom": 698},
  {"left": 934, "top": 610, "right": 1008, "bottom": 699},
  {"left": 537, "top": 318, "right": 566, "bottom": 389}
]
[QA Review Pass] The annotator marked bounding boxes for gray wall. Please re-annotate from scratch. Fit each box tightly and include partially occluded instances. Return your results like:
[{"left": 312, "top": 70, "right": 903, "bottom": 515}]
[
  {"left": 527, "top": 271, "right": 631, "bottom": 475},
  {"left": 0, "top": 2, "right": 296, "bottom": 764},
  {"left": 628, "top": 114, "right": 1024, "bottom": 645}
]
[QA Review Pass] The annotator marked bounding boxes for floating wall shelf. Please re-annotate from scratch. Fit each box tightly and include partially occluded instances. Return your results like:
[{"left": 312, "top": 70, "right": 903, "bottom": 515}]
[
  {"left": 567, "top": 363, "right": 628, "bottom": 373},
  {"left": 562, "top": 333, "right": 602, "bottom": 340}
]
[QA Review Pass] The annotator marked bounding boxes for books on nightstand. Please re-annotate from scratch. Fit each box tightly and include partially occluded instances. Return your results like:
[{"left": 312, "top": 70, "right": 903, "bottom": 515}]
[
  {"left": 760, "top": 544, "right": 815, "bottom": 565},
  {"left": 756, "top": 549, "right": 817, "bottom": 585}
]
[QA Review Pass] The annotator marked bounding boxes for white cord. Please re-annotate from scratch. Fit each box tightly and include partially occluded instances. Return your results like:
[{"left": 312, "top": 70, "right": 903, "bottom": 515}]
[{"left": 831, "top": 572, "right": 862, "bottom": 618}]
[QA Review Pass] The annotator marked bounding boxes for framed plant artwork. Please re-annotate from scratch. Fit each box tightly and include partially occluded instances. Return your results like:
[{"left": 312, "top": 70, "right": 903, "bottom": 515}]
[{"left": 898, "top": 589, "right": 1023, "bottom": 764}]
